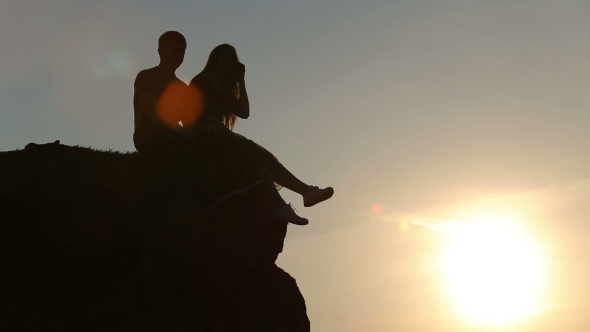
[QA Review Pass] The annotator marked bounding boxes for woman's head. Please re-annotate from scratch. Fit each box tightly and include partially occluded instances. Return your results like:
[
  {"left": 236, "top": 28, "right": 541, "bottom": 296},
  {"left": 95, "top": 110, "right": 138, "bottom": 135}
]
[
  {"left": 202, "top": 44, "right": 241, "bottom": 130},
  {"left": 203, "top": 44, "right": 239, "bottom": 76}
]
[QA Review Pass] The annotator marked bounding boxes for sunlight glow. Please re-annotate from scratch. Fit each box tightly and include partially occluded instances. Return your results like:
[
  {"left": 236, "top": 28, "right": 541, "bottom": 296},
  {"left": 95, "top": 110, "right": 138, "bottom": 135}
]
[
  {"left": 399, "top": 221, "right": 410, "bottom": 232},
  {"left": 437, "top": 213, "right": 547, "bottom": 327}
]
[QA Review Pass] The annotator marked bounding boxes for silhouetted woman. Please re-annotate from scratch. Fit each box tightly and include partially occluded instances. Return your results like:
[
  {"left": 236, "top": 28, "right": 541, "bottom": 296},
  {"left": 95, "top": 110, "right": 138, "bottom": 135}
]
[{"left": 188, "top": 44, "right": 333, "bottom": 225}]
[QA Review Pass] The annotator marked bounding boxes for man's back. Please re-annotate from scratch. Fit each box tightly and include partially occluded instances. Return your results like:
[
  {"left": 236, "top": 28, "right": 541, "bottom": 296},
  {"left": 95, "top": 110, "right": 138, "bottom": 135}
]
[{"left": 133, "top": 66, "right": 186, "bottom": 153}]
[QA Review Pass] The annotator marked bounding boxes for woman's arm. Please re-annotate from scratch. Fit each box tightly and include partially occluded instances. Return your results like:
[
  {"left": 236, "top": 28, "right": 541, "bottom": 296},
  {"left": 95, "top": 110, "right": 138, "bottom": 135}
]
[
  {"left": 232, "top": 63, "right": 249, "bottom": 119},
  {"left": 235, "top": 79, "right": 250, "bottom": 119}
]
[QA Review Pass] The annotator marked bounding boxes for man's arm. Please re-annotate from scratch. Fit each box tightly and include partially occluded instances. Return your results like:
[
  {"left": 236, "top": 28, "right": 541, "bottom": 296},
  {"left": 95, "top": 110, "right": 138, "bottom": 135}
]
[{"left": 134, "top": 71, "right": 159, "bottom": 122}]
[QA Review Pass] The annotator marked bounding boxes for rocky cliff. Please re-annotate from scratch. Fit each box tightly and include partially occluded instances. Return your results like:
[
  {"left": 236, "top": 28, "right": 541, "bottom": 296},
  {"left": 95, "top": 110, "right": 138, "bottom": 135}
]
[{"left": 0, "top": 141, "right": 310, "bottom": 331}]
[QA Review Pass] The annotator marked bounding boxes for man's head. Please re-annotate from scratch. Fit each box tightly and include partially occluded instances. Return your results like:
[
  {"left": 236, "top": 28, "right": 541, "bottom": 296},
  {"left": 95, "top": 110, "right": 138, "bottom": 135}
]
[{"left": 158, "top": 31, "right": 186, "bottom": 70}]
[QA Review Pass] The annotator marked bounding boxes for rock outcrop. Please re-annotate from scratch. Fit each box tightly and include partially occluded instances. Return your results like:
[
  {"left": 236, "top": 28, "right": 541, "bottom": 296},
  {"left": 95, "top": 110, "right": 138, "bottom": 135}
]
[{"left": 0, "top": 142, "right": 310, "bottom": 331}]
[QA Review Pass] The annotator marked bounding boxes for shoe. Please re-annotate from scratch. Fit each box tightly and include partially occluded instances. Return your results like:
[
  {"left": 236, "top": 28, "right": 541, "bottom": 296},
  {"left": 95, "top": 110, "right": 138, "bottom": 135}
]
[
  {"left": 270, "top": 203, "right": 308, "bottom": 226},
  {"left": 208, "top": 180, "right": 271, "bottom": 211},
  {"left": 303, "top": 186, "right": 334, "bottom": 207}
]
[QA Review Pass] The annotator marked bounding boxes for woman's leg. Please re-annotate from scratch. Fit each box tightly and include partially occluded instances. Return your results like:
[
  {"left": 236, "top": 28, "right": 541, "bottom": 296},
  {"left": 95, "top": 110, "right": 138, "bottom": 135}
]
[
  {"left": 225, "top": 134, "right": 307, "bottom": 193},
  {"left": 232, "top": 137, "right": 334, "bottom": 207},
  {"left": 272, "top": 167, "right": 308, "bottom": 195},
  {"left": 253, "top": 169, "right": 287, "bottom": 207},
  {"left": 193, "top": 124, "right": 333, "bottom": 207}
]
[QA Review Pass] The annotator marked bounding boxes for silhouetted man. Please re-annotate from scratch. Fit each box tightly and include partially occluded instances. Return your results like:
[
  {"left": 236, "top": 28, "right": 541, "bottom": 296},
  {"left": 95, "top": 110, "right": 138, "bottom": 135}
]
[{"left": 133, "top": 31, "right": 189, "bottom": 154}]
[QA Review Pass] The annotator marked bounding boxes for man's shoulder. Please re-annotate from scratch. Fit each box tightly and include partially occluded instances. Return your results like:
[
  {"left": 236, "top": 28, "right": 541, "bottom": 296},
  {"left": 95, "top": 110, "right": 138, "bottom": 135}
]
[
  {"left": 136, "top": 67, "right": 186, "bottom": 85},
  {"left": 135, "top": 67, "right": 159, "bottom": 81},
  {"left": 173, "top": 76, "right": 188, "bottom": 86}
]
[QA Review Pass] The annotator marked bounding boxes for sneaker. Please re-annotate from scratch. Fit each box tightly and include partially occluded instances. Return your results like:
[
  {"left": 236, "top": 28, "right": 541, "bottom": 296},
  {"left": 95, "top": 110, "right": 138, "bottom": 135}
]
[
  {"left": 208, "top": 180, "right": 271, "bottom": 211},
  {"left": 303, "top": 186, "right": 334, "bottom": 207},
  {"left": 270, "top": 203, "right": 309, "bottom": 226}
]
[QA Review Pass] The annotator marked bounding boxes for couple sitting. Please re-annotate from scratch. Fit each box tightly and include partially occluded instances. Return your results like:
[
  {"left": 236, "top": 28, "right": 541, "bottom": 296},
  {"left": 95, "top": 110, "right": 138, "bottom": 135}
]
[{"left": 133, "top": 31, "right": 333, "bottom": 225}]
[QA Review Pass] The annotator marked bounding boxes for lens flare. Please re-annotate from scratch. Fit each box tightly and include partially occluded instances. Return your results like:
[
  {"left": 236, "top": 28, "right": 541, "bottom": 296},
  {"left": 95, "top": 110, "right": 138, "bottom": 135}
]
[
  {"left": 93, "top": 48, "right": 134, "bottom": 80},
  {"left": 157, "top": 83, "right": 203, "bottom": 128},
  {"left": 372, "top": 204, "right": 383, "bottom": 214}
]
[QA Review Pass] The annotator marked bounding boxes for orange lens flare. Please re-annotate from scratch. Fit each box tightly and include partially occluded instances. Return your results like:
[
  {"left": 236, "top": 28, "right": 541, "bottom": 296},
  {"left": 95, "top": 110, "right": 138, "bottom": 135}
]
[
  {"left": 372, "top": 204, "right": 383, "bottom": 214},
  {"left": 157, "top": 82, "right": 203, "bottom": 129}
]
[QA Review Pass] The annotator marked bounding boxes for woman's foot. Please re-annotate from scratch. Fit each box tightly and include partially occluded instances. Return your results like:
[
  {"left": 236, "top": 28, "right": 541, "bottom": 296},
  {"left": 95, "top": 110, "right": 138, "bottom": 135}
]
[
  {"left": 208, "top": 180, "right": 271, "bottom": 211},
  {"left": 270, "top": 203, "right": 308, "bottom": 225},
  {"left": 303, "top": 186, "right": 334, "bottom": 207}
]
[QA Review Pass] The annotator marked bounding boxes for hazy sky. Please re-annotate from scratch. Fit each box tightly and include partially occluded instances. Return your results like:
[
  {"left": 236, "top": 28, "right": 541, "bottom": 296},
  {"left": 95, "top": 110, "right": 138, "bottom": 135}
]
[{"left": 2, "top": 1, "right": 590, "bottom": 331}]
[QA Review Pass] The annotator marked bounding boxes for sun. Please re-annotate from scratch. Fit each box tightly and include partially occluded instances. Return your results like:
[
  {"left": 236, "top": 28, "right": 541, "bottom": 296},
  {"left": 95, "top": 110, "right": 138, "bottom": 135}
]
[{"left": 437, "top": 213, "right": 547, "bottom": 327}]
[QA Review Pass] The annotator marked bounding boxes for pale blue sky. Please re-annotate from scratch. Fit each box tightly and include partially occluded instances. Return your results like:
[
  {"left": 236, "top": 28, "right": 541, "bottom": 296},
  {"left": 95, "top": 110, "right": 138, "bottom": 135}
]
[{"left": 2, "top": 1, "right": 590, "bottom": 330}]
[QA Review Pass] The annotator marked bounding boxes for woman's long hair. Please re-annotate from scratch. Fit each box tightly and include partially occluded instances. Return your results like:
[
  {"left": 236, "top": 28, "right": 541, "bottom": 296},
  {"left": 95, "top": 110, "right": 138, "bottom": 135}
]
[{"left": 201, "top": 44, "right": 240, "bottom": 130}]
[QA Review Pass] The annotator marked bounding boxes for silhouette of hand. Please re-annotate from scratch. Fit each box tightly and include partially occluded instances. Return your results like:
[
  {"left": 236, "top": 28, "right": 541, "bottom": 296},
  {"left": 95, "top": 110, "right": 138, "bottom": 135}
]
[{"left": 234, "top": 62, "right": 246, "bottom": 80}]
